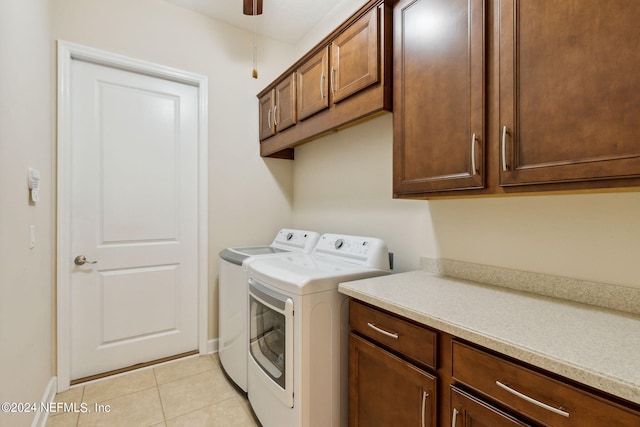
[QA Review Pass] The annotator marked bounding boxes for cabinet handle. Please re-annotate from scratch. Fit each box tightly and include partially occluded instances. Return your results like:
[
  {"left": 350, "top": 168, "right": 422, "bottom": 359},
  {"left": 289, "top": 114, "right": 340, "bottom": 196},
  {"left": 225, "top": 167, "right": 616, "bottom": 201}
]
[
  {"left": 470, "top": 133, "right": 478, "bottom": 175},
  {"left": 366, "top": 322, "right": 399, "bottom": 339},
  {"left": 501, "top": 126, "right": 509, "bottom": 171},
  {"left": 421, "top": 391, "right": 429, "bottom": 427},
  {"left": 451, "top": 408, "right": 459, "bottom": 427},
  {"left": 331, "top": 67, "right": 336, "bottom": 94},
  {"left": 273, "top": 105, "right": 279, "bottom": 126},
  {"left": 267, "top": 107, "right": 272, "bottom": 129},
  {"left": 495, "top": 381, "right": 570, "bottom": 417},
  {"left": 320, "top": 74, "right": 326, "bottom": 100}
]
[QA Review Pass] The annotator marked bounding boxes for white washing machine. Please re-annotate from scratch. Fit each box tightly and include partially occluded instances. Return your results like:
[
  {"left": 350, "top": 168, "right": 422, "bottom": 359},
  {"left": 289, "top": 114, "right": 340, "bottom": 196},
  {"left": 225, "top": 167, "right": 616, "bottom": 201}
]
[
  {"left": 247, "top": 233, "right": 390, "bottom": 427},
  {"left": 218, "top": 229, "right": 320, "bottom": 392}
]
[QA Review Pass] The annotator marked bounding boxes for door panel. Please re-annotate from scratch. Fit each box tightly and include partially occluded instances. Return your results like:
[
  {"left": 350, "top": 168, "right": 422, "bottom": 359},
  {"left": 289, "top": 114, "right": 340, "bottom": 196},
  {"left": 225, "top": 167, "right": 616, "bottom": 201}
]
[
  {"left": 275, "top": 74, "right": 296, "bottom": 132},
  {"left": 349, "top": 333, "right": 437, "bottom": 427},
  {"left": 499, "top": 0, "right": 640, "bottom": 185},
  {"left": 259, "top": 89, "right": 275, "bottom": 140},
  {"left": 297, "top": 47, "right": 329, "bottom": 121},
  {"left": 100, "top": 83, "right": 179, "bottom": 242},
  {"left": 100, "top": 265, "right": 179, "bottom": 342},
  {"left": 393, "top": 0, "right": 485, "bottom": 194},
  {"left": 451, "top": 386, "right": 532, "bottom": 427},
  {"left": 69, "top": 59, "right": 199, "bottom": 380},
  {"left": 331, "top": 7, "right": 379, "bottom": 103}
]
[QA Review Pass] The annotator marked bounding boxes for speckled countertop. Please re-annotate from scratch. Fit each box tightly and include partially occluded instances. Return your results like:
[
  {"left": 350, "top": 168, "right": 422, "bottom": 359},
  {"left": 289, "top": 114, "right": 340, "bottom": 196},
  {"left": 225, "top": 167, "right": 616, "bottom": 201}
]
[{"left": 338, "top": 270, "right": 640, "bottom": 406}]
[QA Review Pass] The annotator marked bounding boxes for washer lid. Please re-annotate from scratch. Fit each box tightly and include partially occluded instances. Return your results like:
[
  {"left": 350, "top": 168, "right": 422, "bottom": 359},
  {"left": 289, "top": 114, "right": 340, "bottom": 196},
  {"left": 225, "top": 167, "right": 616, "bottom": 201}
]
[
  {"left": 248, "top": 253, "right": 390, "bottom": 295},
  {"left": 219, "top": 246, "right": 288, "bottom": 266}
]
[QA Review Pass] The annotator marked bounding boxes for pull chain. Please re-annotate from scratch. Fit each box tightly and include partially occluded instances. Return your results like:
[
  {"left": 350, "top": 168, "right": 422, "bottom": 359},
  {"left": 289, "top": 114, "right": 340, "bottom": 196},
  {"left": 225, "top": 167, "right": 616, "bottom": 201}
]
[{"left": 252, "top": 0, "right": 258, "bottom": 79}]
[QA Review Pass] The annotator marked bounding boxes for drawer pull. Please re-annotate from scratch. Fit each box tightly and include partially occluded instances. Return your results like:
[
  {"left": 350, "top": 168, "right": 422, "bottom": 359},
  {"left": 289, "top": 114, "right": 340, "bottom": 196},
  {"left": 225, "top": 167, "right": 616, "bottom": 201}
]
[
  {"left": 496, "top": 381, "right": 570, "bottom": 418},
  {"left": 421, "top": 391, "right": 429, "bottom": 427},
  {"left": 451, "top": 408, "right": 459, "bottom": 427},
  {"left": 367, "top": 322, "right": 399, "bottom": 339}
]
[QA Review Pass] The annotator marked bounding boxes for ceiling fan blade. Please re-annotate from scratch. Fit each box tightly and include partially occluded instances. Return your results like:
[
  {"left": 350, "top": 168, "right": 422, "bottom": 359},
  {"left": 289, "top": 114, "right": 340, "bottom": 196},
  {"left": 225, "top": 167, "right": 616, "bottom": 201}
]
[{"left": 243, "top": 0, "right": 263, "bottom": 15}]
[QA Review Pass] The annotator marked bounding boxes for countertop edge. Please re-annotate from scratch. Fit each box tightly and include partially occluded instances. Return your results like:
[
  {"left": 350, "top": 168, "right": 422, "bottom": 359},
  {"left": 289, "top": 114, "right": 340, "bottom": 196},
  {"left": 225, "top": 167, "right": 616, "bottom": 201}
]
[{"left": 339, "top": 275, "right": 640, "bottom": 406}]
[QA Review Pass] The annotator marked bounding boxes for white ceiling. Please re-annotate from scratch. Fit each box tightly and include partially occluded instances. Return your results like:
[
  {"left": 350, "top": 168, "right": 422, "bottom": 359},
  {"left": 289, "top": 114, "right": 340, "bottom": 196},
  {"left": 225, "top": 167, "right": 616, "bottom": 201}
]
[{"left": 165, "top": 0, "right": 348, "bottom": 44}]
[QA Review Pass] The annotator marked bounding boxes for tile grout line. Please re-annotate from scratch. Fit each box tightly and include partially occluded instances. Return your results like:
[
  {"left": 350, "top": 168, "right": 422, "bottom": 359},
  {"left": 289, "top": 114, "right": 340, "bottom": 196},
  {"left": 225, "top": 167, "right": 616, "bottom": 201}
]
[
  {"left": 152, "top": 367, "right": 169, "bottom": 425},
  {"left": 76, "top": 386, "right": 85, "bottom": 427},
  {"left": 161, "top": 395, "right": 242, "bottom": 426}
]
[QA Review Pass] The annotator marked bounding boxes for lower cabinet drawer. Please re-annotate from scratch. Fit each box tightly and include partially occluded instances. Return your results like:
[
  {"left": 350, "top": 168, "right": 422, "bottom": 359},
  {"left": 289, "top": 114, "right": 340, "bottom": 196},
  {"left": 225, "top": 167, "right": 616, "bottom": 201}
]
[
  {"left": 452, "top": 341, "right": 640, "bottom": 427},
  {"left": 349, "top": 333, "right": 437, "bottom": 427},
  {"left": 349, "top": 299, "right": 437, "bottom": 369},
  {"left": 451, "top": 386, "right": 533, "bottom": 426}
]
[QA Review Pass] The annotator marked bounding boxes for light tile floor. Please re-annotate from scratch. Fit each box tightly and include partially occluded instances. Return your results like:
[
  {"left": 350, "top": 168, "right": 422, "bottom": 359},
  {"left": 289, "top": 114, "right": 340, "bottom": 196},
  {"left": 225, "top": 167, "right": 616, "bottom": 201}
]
[{"left": 46, "top": 354, "right": 260, "bottom": 427}]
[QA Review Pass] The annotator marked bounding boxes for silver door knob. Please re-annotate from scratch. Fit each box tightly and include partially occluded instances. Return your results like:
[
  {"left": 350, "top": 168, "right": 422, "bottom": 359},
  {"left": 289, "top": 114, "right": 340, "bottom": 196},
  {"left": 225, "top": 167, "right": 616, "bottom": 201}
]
[{"left": 74, "top": 255, "right": 97, "bottom": 266}]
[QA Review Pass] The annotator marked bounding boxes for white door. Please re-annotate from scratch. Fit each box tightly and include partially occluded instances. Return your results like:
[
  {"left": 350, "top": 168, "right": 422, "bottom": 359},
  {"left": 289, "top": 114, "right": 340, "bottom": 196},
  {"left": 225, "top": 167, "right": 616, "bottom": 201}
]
[{"left": 68, "top": 58, "right": 199, "bottom": 380}]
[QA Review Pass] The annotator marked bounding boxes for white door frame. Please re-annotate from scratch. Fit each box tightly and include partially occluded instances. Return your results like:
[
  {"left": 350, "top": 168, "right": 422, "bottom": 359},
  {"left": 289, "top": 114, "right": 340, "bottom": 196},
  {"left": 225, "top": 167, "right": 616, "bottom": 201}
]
[{"left": 56, "top": 40, "right": 209, "bottom": 392}]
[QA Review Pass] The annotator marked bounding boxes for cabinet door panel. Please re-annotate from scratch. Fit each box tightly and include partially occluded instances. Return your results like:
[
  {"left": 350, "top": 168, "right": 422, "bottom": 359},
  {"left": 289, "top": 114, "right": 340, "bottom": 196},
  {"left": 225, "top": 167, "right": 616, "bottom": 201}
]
[
  {"left": 451, "top": 386, "right": 533, "bottom": 427},
  {"left": 258, "top": 89, "right": 275, "bottom": 141},
  {"left": 297, "top": 47, "right": 329, "bottom": 121},
  {"left": 349, "top": 333, "right": 437, "bottom": 427},
  {"left": 393, "top": 0, "right": 485, "bottom": 194},
  {"left": 275, "top": 74, "right": 296, "bottom": 132},
  {"left": 499, "top": 0, "right": 640, "bottom": 186},
  {"left": 331, "top": 7, "right": 379, "bottom": 103}
]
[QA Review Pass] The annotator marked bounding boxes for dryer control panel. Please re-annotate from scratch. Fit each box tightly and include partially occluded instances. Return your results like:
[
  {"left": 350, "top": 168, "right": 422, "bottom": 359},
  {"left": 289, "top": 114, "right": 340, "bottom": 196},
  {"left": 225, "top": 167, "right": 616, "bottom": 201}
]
[{"left": 313, "top": 233, "right": 390, "bottom": 270}]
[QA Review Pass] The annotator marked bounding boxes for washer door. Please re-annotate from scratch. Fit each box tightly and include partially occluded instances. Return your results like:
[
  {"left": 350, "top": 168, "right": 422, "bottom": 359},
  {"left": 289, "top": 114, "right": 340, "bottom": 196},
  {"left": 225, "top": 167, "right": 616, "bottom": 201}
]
[{"left": 248, "top": 279, "right": 294, "bottom": 408}]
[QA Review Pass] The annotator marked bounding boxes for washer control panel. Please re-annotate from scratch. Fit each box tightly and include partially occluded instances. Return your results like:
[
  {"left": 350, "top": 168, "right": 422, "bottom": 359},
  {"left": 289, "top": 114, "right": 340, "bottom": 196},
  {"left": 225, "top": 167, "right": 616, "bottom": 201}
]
[{"left": 272, "top": 229, "right": 320, "bottom": 252}]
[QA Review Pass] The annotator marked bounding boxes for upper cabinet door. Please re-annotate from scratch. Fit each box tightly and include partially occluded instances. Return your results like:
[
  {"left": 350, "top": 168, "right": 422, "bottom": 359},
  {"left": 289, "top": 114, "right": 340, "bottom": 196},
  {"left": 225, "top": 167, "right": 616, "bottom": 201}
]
[
  {"left": 274, "top": 73, "right": 296, "bottom": 133},
  {"left": 297, "top": 47, "right": 330, "bottom": 121},
  {"left": 393, "top": 0, "right": 485, "bottom": 195},
  {"left": 499, "top": 0, "right": 640, "bottom": 186},
  {"left": 331, "top": 7, "right": 379, "bottom": 104},
  {"left": 258, "top": 89, "right": 275, "bottom": 141}
]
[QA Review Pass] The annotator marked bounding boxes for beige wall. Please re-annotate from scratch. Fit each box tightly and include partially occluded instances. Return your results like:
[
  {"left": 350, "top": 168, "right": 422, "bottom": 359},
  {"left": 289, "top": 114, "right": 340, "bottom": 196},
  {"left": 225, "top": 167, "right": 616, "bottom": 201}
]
[
  {"left": 292, "top": 114, "right": 438, "bottom": 273},
  {"left": 293, "top": 116, "right": 640, "bottom": 288},
  {"left": 292, "top": 1, "right": 640, "bottom": 289},
  {"left": 0, "top": 0, "right": 53, "bottom": 425},
  {"left": 429, "top": 192, "right": 640, "bottom": 287},
  {"left": 51, "top": 0, "right": 297, "bottom": 339}
]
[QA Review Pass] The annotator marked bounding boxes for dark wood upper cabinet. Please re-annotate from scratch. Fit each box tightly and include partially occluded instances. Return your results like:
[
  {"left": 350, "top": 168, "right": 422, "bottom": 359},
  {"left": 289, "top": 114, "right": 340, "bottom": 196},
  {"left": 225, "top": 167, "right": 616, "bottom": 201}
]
[
  {"left": 331, "top": 7, "right": 379, "bottom": 104},
  {"left": 393, "top": 0, "right": 640, "bottom": 198},
  {"left": 257, "top": 0, "right": 393, "bottom": 159},
  {"left": 274, "top": 73, "right": 296, "bottom": 132},
  {"left": 259, "top": 73, "right": 297, "bottom": 141},
  {"left": 296, "top": 47, "right": 329, "bottom": 121},
  {"left": 258, "top": 89, "right": 275, "bottom": 141},
  {"left": 498, "top": 0, "right": 640, "bottom": 187},
  {"left": 393, "top": 0, "right": 485, "bottom": 195}
]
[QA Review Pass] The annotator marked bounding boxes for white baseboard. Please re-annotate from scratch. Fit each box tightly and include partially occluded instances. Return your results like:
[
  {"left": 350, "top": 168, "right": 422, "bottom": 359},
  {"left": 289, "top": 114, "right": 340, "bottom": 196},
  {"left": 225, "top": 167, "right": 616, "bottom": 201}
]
[
  {"left": 31, "top": 377, "right": 57, "bottom": 427},
  {"left": 207, "top": 338, "right": 219, "bottom": 354}
]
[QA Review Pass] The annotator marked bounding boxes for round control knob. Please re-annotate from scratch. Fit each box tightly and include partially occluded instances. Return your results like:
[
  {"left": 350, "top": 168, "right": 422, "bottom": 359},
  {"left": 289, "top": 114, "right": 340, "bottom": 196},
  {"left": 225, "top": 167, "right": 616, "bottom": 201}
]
[
  {"left": 335, "top": 239, "right": 345, "bottom": 249},
  {"left": 286, "top": 233, "right": 293, "bottom": 240}
]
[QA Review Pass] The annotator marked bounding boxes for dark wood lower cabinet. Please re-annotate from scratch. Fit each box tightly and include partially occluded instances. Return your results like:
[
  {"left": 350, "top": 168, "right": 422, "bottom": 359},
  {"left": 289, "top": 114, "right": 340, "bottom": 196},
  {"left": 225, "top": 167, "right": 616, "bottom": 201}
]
[
  {"left": 451, "top": 387, "right": 533, "bottom": 427},
  {"left": 349, "top": 333, "right": 437, "bottom": 427},
  {"left": 348, "top": 299, "right": 640, "bottom": 427}
]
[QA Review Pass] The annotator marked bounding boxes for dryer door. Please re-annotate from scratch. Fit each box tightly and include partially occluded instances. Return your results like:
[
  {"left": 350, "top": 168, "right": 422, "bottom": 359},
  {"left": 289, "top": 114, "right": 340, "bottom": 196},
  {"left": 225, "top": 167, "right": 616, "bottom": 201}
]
[{"left": 248, "top": 279, "right": 294, "bottom": 408}]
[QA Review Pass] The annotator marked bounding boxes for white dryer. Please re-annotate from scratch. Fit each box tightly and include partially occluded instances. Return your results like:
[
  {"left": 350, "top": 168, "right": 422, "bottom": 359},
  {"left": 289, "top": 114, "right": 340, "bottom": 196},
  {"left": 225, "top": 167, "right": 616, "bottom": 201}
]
[
  {"left": 247, "top": 233, "right": 391, "bottom": 427},
  {"left": 218, "top": 228, "right": 320, "bottom": 392}
]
